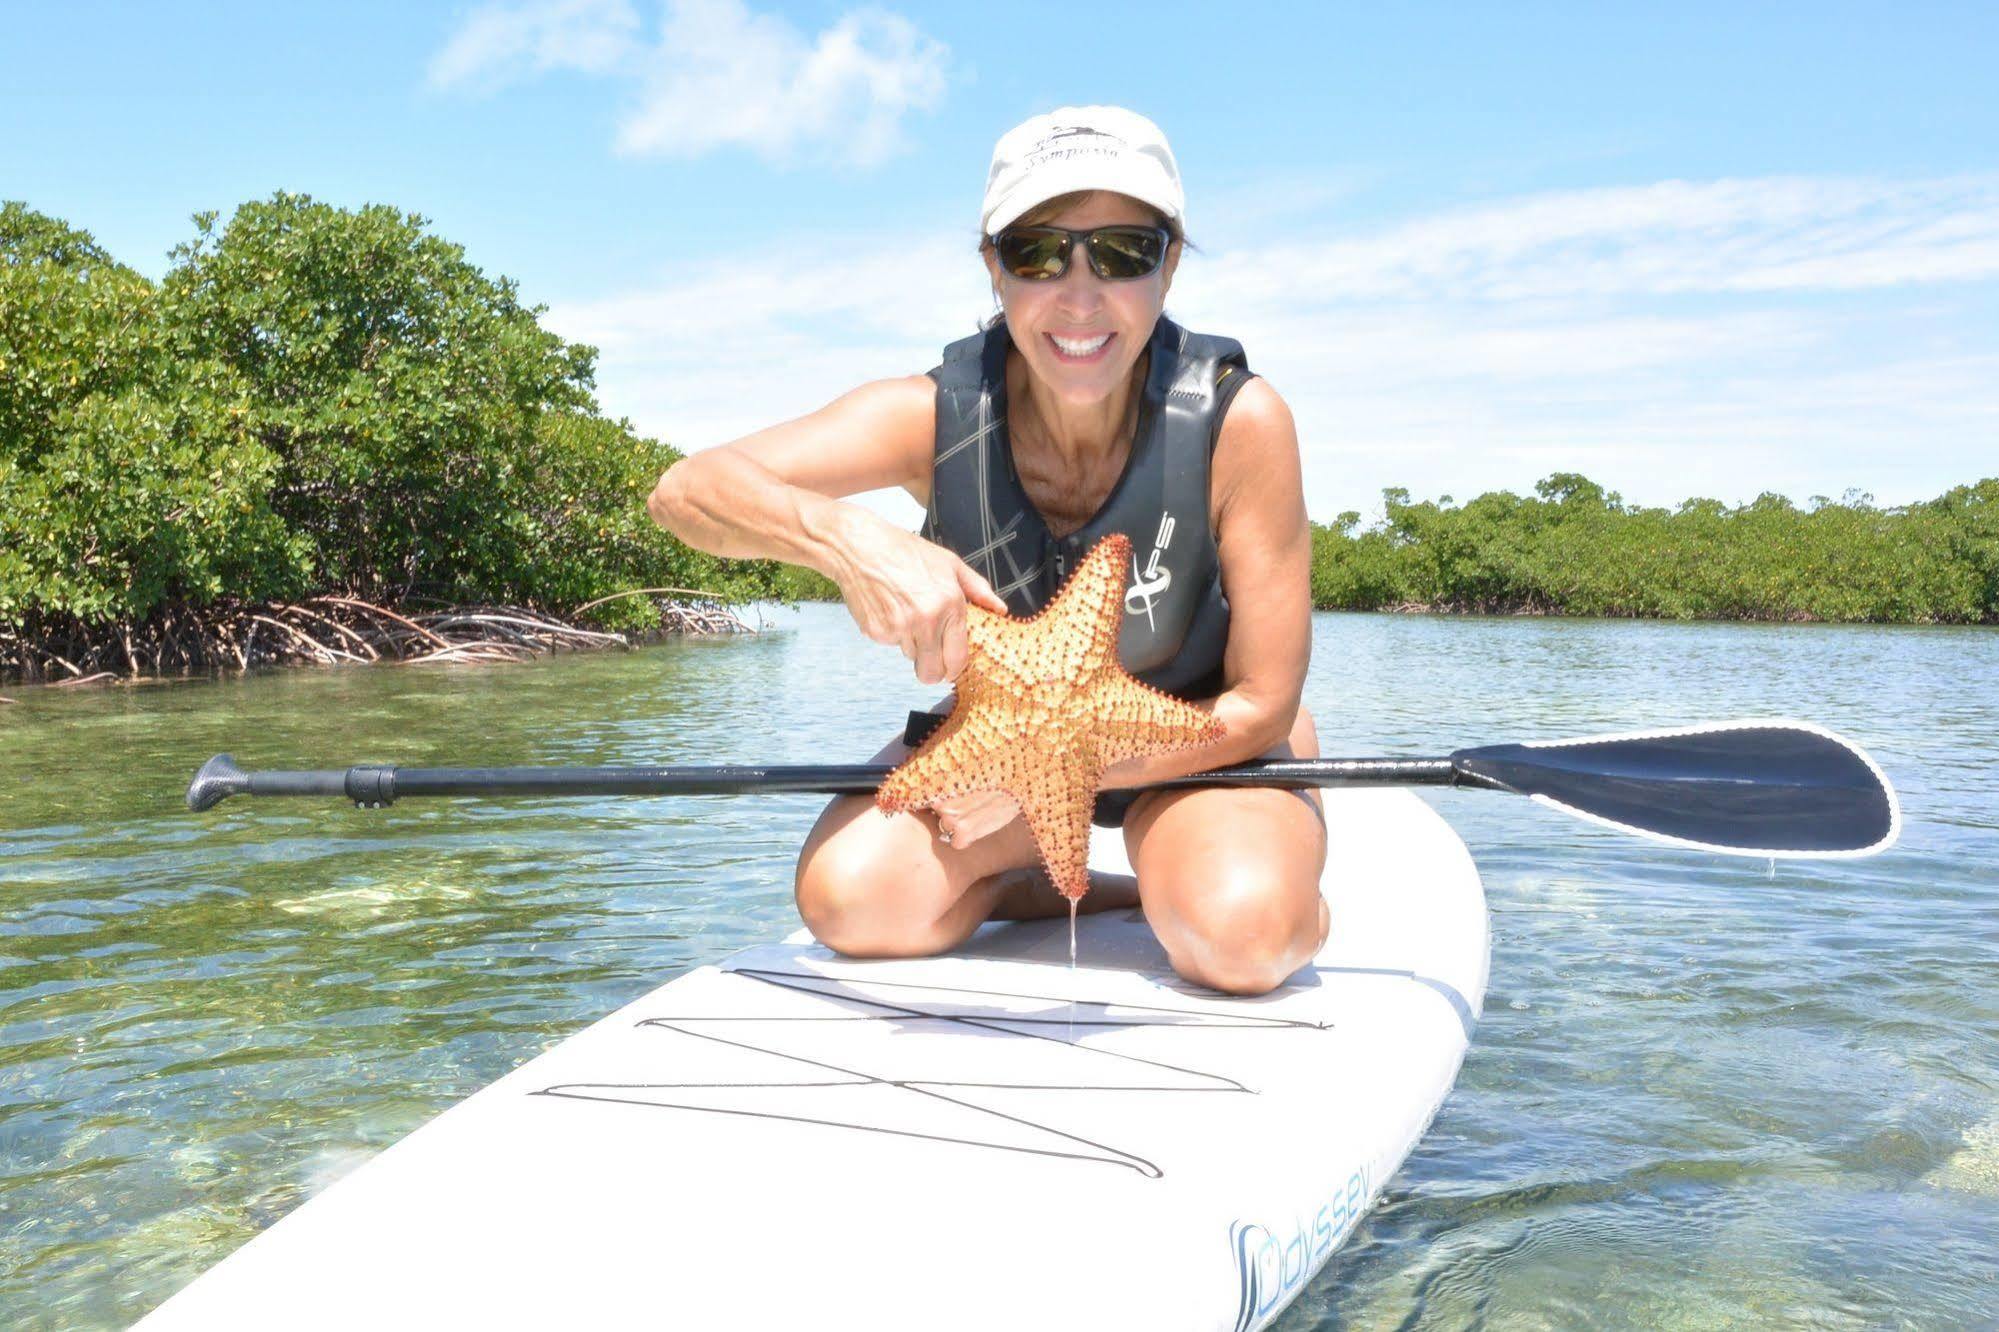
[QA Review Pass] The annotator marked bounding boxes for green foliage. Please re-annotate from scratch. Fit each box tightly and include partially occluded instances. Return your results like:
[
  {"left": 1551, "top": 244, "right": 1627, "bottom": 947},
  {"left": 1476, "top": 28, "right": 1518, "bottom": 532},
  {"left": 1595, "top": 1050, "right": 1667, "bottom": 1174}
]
[
  {"left": 1, "top": 204, "right": 305, "bottom": 623},
  {"left": 505, "top": 410, "right": 782, "bottom": 632},
  {"left": 162, "top": 193, "right": 601, "bottom": 599},
  {"left": 764, "top": 561, "right": 843, "bottom": 601},
  {"left": 1311, "top": 476, "right": 1999, "bottom": 623},
  {"left": 2, "top": 195, "right": 799, "bottom": 642},
  {"left": 1, "top": 203, "right": 118, "bottom": 268},
  {"left": 2, "top": 203, "right": 158, "bottom": 462}
]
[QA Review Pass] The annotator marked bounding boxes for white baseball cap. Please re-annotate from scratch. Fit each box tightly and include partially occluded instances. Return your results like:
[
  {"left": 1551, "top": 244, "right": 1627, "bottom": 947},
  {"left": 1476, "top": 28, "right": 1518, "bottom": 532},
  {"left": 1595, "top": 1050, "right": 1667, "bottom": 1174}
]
[{"left": 979, "top": 106, "right": 1185, "bottom": 237}]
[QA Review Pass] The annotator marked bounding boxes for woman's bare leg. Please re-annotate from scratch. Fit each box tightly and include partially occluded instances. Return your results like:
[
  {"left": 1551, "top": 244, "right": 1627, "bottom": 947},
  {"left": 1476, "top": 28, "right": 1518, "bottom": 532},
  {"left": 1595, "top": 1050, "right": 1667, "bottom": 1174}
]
[{"left": 1123, "top": 704, "right": 1330, "bottom": 996}]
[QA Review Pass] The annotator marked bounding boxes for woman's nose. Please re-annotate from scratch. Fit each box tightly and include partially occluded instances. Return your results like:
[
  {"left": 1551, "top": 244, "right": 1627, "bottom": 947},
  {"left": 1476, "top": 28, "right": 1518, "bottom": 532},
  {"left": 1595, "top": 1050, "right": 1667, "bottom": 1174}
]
[{"left": 1051, "top": 253, "right": 1107, "bottom": 309}]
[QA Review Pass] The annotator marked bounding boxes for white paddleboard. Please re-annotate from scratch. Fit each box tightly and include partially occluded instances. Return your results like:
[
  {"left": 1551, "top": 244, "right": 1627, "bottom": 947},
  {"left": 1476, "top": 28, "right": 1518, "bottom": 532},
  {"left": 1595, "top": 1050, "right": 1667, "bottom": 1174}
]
[{"left": 141, "top": 788, "right": 1488, "bottom": 1331}]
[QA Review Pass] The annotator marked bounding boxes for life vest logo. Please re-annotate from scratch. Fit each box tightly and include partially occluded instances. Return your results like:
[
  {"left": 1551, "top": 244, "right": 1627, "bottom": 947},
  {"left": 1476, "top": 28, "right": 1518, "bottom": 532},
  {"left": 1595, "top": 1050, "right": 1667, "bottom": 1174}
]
[
  {"left": 1125, "top": 511, "right": 1175, "bottom": 629},
  {"left": 1228, "top": 1166, "right": 1370, "bottom": 1332}
]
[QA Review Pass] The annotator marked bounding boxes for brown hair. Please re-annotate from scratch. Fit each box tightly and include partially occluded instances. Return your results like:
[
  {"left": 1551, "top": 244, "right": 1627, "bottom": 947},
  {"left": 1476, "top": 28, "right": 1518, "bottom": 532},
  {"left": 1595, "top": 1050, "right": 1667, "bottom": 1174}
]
[{"left": 978, "top": 190, "right": 1191, "bottom": 328}]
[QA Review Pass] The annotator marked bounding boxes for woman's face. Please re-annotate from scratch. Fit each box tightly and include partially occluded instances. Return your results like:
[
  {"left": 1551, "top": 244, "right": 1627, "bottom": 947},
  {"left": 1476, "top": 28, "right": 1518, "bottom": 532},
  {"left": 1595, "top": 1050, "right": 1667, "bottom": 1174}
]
[{"left": 985, "top": 191, "right": 1180, "bottom": 408}]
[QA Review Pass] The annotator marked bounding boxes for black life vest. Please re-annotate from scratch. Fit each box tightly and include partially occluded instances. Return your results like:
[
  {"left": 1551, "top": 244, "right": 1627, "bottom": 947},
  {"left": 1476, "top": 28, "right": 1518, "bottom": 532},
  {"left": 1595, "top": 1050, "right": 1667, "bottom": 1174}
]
[{"left": 921, "top": 315, "right": 1250, "bottom": 699}]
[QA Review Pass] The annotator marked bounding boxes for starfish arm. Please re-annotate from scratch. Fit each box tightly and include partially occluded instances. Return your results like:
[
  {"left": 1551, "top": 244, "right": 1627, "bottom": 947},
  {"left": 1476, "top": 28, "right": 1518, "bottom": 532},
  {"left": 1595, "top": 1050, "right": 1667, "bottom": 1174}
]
[
  {"left": 1036, "top": 532, "right": 1132, "bottom": 680},
  {"left": 965, "top": 610, "right": 1035, "bottom": 690},
  {"left": 1089, "top": 678, "right": 1227, "bottom": 769},
  {"left": 1014, "top": 748, "right": 1102, "bottom": 900},
  {"left": 875, "top": 711, "right": 1013, "bottom": 813}
]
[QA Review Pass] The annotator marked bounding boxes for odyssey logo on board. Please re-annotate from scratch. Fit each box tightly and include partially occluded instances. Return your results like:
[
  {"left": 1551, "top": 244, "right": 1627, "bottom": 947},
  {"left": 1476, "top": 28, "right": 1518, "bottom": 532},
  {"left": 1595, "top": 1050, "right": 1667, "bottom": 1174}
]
[{"left": 1228, "top": 1165, "right": 1371, "bottom": 1332}]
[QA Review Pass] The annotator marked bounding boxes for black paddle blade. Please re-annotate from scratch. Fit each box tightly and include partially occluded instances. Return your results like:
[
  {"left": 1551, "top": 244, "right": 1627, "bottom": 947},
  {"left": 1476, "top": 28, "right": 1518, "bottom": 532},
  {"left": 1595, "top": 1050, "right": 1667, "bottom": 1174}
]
[{"left": 1451, "top": 720, "right": 1900, "bottom": 857}]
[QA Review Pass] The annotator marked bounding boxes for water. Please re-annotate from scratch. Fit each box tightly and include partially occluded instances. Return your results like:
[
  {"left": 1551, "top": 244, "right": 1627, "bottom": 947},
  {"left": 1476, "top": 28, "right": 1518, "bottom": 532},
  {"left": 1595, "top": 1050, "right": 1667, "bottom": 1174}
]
[{"left": 2, "top": 605, "right": 1994, "bottom": 1329}]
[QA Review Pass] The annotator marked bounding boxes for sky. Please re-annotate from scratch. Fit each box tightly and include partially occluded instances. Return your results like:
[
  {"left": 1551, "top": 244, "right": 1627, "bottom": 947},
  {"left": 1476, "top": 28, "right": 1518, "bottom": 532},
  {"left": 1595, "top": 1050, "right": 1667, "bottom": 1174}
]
[{"left": 6, "top": 0, "right": 1996, "bottom": 529}]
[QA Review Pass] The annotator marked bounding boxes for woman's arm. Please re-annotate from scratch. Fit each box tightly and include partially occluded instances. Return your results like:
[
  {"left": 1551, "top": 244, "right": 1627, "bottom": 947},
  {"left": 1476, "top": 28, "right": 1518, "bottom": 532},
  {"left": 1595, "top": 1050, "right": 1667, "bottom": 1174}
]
[
  {"left": 646, "top": 374, "right": 934, "bottom": 569},
  {"left": 647, "top": 375, "right": 1007, "bottom": 684},
  {"left": 1102, "top": 377, "right": 1312, "bottom": 785}
]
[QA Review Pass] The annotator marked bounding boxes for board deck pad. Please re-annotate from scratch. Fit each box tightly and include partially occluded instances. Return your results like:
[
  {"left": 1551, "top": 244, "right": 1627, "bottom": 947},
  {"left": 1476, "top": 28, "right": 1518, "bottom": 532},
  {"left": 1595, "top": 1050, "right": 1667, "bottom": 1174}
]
[{"left": 140, "top": 789, "right": 1488, "bottom": 1331}]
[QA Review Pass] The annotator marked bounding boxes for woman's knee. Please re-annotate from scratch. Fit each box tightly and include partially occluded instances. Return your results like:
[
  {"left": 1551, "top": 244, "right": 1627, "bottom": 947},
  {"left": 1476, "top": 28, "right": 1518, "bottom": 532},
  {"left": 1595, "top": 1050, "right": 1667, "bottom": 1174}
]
[
  {"left": 794, "top": 809, "right": 959, "bottom": 959},
  {"left": 794, "top": 838, "right": 871, "bottom": 948},
  {"left": 1156, "top": 872, "right": 1327, "bottom": 996}
]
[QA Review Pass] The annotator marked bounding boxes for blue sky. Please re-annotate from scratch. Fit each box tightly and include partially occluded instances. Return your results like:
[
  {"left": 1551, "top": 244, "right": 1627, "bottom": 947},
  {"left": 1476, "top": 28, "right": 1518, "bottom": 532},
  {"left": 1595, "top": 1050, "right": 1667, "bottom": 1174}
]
[{"left": 7, "top": 1, "right": 1995, "bottom": 527}]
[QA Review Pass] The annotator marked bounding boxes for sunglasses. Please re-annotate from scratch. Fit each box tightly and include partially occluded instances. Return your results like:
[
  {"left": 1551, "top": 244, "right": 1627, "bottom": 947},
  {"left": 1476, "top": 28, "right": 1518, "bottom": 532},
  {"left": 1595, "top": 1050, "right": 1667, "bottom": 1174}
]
[{"left": 993, "top": 225, "right": 1171, "bottom": 282}]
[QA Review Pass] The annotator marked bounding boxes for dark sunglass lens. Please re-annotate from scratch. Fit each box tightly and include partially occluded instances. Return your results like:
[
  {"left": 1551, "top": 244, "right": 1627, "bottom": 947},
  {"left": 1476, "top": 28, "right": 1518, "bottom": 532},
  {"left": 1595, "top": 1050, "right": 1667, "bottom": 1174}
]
[
  {"left": 997, "top": 230, "right": 1069, "bottom": 280},
  {"left": 1088, "top": 227, "right": 1165, "bottom": 279}
]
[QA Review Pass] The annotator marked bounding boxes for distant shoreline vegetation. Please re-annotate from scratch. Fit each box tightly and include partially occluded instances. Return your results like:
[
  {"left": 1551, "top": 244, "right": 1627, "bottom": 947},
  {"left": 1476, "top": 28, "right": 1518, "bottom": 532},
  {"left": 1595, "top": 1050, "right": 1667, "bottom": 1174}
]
[
  {"left": 1310, "top": 474, "right": 1996, "bottom": 624},
  {"left": 1, "top": 196, "right": 806, "bottom": 685},
  {"left": 3, "top": 198, "right": 1992, "bottom": 687}
]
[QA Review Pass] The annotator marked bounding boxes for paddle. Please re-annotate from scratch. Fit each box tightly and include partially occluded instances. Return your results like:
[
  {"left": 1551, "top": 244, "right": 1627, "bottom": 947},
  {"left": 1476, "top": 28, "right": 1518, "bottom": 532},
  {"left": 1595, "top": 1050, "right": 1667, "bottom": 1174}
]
[{"left": 186, "top": 717, "right": 1898, "bottom": 859}]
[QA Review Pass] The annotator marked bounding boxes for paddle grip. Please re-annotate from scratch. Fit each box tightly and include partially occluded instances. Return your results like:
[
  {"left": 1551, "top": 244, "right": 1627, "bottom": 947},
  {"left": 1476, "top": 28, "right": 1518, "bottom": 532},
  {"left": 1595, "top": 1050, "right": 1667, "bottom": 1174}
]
[{"left": 343, "top": 766, "right": 397, "bottom": 808}]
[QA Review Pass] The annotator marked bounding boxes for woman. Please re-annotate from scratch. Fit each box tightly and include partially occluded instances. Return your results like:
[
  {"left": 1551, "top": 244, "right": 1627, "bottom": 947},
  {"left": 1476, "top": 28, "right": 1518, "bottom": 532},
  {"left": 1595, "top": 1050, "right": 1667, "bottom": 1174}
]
[{"left": 648, "top": 106, "right": 1325, "bottom": 996}]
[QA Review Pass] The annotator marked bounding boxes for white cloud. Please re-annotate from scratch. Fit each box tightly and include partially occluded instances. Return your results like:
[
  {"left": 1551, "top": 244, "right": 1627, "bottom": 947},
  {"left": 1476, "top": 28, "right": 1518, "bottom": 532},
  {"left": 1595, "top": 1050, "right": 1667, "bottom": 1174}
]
[
  {"left": 550, "top": 172, "right": 1999, "bottom": 521},
  {"left": 429, "top": 0, "right": 948, "bottom": 166},
  {"left": 1188, "top": 175, "right": 1999, "bottom": 308},
  {"left": 428, "top": 0, "right": 639, "bottom": 90},
  {"left": 617, "top": 2, "right": 947, "bottom": 164}
]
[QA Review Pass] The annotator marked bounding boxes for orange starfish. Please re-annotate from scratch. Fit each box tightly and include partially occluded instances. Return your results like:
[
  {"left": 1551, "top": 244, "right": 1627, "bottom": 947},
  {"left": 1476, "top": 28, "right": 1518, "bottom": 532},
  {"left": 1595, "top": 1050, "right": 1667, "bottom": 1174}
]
[{"left": 876, "top": 531, "right": 1226, "bottom": 899}]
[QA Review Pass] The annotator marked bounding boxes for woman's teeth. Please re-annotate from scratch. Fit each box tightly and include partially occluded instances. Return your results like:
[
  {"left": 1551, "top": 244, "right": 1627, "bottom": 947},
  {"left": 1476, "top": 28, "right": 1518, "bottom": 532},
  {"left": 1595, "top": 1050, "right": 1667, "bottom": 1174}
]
[{"left": 1050, "top": 332, "right": 1111, "bottom": 357}]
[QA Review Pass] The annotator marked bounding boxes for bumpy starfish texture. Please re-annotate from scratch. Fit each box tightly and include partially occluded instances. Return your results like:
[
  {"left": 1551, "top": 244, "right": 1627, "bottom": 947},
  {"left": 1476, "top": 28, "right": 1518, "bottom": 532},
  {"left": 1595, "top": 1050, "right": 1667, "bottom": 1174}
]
[{"left": 875, "top": 531, "right": 1226, "bottom": 899}]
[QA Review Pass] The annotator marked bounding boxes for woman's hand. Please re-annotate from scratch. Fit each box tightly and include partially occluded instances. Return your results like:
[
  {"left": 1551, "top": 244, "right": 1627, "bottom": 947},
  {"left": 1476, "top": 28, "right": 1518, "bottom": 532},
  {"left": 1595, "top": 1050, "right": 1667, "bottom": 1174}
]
[
  {"left": 827, "top": 512, "right": 1009, "bottom": 684},
  {"left": 930, "top": 789, "right": 1022, "bottom": 850}
]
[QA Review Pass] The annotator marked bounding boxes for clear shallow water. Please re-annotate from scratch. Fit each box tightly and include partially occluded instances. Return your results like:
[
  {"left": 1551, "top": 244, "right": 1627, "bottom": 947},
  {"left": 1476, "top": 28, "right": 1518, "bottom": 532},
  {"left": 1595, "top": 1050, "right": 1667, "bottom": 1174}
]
[{"left": 1, "top": 604, "right": 1994, "bottom": 1329}]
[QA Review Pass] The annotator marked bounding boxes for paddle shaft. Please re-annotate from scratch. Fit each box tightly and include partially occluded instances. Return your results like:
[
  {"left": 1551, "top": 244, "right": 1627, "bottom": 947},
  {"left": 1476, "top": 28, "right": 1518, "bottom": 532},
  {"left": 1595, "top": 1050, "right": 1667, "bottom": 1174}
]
[
  {"left": 198, "top": 756, "right": 1470, "bottom": 810},
  {"left": 185, "top": 718, "right": 1898, "bottom": 859}
]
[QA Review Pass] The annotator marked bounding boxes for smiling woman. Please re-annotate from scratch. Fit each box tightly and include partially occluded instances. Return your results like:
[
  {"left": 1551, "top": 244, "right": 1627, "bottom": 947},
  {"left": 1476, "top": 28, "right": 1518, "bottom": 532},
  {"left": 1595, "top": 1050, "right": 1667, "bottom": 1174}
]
[{"left": 648, "top": 105, "right": 1325, "bottom": 996}]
